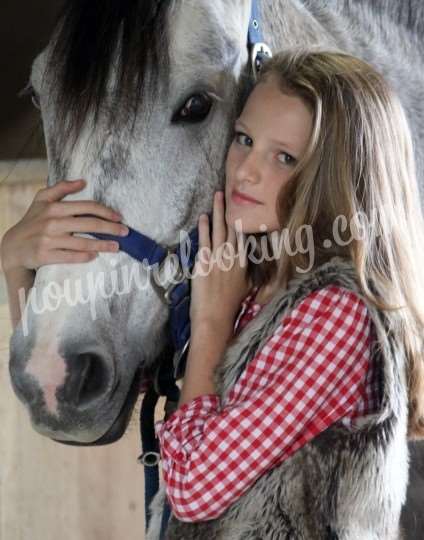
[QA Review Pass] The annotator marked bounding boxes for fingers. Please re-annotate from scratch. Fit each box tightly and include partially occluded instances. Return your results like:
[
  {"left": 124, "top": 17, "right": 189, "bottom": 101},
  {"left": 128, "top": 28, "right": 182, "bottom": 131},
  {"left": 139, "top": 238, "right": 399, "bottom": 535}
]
[
  {"left": 43, "top": 217, "right": 129, "bottom": 237},
  {"left": 39, "top": 250, "right": 99, "bottom": 266},
  {"left": 198, "top": 214, "right": 211, "bottom": 251},
  {"left": 46, "top": 200, "right": 122, "bottom": 222},
  {"left": 226, "top": 221, "right": 247, "bottom": 267},
  {"left": 237, "top": 236, "right": 248, "bottom": 268},
  {"left": 35, "top": 179, "right": 87, "bottom": 203},
  {"left": 196, "top": 213, "right": 211, "bottom": 274},
  {"left": 35, "top": 179, "right": 122, "bottom": 221},
  {"left": 48, "top": 235, "right": 120, "bottom": 253},
  {"left": 227, "top": 222, "right": 236, "bottom": 247},
  {"left": 30, "top": 234, "right": 120, "bottom": 270},
  {"left": 212, "top": 191, "right": 226, "bottom": 248}
]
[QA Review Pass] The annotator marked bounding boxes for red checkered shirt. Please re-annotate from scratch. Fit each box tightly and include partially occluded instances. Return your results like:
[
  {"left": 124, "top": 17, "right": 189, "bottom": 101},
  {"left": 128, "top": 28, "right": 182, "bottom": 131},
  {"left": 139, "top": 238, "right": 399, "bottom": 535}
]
[{"left": 154, "top": 285, "right": 381, "bottom": 522}]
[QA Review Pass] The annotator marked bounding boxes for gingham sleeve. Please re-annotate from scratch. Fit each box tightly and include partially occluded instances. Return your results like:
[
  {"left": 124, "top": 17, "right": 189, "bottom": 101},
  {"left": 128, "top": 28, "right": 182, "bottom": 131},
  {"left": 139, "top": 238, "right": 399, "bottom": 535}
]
[{"left": 154, "top": 286, "right": 372, "bottom": 522}]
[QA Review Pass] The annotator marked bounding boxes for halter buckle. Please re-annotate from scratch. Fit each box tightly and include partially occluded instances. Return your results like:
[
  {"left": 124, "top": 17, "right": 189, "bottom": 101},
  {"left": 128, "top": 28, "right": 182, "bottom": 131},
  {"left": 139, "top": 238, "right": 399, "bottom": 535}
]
[
  {"left": 151, "top": 249, "right": 186, "bottom": 305},
  {"left": 251, "top": 42, "right": 273, "bottom": 78}
]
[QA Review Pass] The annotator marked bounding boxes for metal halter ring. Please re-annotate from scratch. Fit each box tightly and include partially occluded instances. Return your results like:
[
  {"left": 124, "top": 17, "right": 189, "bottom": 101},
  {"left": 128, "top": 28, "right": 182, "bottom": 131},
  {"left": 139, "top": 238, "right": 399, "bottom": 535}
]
[
  {"left": 173, "top": 338, "right": 191, "bottom": 379},
  {"left": 150, "top": 249, "right": 186, "bottom": 305},
  {"left": 251, "top": 42, "right": 273, "bottom": 78},
  {"left": 137, "top": 451, "right": 161, "bottom": 466}
]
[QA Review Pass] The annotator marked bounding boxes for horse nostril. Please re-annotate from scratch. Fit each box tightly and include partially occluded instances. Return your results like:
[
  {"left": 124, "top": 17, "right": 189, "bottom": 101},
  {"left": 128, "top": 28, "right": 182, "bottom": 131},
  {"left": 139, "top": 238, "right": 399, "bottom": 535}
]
[{"left": 64, "top": 353, "right": 110, "bottom": 408}]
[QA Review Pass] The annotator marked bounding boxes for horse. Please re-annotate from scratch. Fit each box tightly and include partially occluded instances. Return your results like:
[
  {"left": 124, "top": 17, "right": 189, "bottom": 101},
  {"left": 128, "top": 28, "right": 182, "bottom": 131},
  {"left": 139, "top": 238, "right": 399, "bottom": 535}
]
[{"left": 8, "top": 1, "right": 424, "bottom": 537}]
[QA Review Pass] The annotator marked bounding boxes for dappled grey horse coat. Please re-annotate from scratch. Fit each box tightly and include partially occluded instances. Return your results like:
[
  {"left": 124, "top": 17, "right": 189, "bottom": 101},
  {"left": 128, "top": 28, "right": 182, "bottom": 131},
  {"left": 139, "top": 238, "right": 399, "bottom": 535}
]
[{"left": 147, "top": 255, "right": 409, "bottom": 540}]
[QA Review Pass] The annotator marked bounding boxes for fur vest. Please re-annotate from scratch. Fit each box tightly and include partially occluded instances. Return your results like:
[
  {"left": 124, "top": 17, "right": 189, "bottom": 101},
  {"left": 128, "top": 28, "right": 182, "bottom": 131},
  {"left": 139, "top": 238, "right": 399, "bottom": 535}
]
[{"left": 147, "top": 255, "right": 409, "bottom": 540}]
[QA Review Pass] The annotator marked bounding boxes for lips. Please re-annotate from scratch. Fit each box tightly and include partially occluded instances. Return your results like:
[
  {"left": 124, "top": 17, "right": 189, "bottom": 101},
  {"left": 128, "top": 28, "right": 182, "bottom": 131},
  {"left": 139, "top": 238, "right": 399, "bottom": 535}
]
[{"left": 231, "top": 189, "right": 262, "bottom": 204}]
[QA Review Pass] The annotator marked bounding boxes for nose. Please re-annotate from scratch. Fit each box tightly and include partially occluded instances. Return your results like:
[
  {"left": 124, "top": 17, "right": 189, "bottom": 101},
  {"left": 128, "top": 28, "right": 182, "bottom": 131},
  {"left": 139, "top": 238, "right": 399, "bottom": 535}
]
[
  {"left": 62, "top": 351, "right": 113, "bottom": 409},
  {"left": 234, "top": 148, "right": 262, "bottom": 186}
]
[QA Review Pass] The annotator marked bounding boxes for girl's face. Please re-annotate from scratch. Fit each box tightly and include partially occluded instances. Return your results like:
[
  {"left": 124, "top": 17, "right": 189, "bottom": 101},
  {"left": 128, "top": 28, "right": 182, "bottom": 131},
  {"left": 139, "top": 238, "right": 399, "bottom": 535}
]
[{"left": 225, "top": 74, "right": 313, "bottom": 234}]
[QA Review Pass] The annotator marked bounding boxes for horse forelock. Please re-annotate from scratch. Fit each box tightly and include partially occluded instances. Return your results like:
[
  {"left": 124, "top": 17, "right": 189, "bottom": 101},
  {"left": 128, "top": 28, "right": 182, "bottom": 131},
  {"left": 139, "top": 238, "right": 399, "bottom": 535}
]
[{"left": 45, "top": 0, "right": 174, "bottom": 143}]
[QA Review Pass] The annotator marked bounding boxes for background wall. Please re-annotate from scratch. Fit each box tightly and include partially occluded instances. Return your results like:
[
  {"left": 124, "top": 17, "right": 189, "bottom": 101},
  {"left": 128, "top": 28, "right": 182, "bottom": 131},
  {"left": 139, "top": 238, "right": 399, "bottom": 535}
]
[
  {"left": 0, "top": 4, "right": 164, "bottom": 539},
  {"left": 0, "top": 0, "right": 60, "bottom": 160}
]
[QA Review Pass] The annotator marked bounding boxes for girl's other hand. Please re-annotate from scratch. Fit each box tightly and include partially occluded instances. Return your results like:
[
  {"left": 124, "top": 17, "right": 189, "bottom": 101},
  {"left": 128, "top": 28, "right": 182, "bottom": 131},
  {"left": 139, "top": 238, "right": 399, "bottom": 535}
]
[
  {"left": 0, "top": 179, "right": 129, "bottom": 273},
  {"left": 189, "top": 190, "right": 251, "bottom": 333}
]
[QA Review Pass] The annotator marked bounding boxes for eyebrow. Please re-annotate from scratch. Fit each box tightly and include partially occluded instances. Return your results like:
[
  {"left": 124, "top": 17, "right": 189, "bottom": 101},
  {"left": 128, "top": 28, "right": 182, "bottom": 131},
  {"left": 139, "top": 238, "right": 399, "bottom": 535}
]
[{"left": 235, "top": 118, "right": 299, "bottom": 155}]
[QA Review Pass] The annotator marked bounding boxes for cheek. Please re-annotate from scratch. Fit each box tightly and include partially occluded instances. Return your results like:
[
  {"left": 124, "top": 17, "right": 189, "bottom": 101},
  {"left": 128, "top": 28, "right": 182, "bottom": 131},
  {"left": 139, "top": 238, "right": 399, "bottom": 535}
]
[
  {"left": 225, "top": 146, "right": 237, "bottom": 184},
  {"left": 263, "top": 179, "right": 284, "bottom": 212},
  {"left": 225, "top": 144, "right": 235, "bottom": 168},
  {"left": 271, "top": 171, "right": 291, "bottom": 196}
]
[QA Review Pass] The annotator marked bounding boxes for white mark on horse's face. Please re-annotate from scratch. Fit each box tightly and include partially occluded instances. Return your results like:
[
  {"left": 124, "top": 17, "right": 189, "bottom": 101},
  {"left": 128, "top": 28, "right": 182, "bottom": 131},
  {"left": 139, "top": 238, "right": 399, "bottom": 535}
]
[{"left": 25, "top": 321, "right": 66, "bottom": 417}]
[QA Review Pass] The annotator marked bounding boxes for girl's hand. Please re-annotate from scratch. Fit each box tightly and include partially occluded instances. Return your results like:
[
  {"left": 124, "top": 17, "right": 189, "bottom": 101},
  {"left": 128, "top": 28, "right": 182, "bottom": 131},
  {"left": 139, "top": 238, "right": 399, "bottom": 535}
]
[
  {"left": 0, "top": 179, "right": 129, "bottom": 273},
  {"left": 189, "top": 190, "right": 251, "bottom": 333}
]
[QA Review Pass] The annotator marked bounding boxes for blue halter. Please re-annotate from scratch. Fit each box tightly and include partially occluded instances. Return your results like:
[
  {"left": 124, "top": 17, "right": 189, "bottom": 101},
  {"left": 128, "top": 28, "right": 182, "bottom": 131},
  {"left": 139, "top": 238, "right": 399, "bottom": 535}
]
[
  {"left": 84, "top": 213, "right": 203, "bottom": 378},
  {"left": 83, "top": 1, "right": 271, "bottom": 536},
  {"left": 248, "top": 0, "right": 273, "bottom": 79},
  {"left": 85, "top": 0, "right": 272, "bottom": 378}
]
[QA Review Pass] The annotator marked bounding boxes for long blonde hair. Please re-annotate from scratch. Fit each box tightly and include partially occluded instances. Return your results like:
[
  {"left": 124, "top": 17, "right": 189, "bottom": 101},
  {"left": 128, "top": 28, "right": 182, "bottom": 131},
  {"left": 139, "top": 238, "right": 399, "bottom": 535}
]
[{"left": 245, "top": 48, "right": 424, "bottom": 439}]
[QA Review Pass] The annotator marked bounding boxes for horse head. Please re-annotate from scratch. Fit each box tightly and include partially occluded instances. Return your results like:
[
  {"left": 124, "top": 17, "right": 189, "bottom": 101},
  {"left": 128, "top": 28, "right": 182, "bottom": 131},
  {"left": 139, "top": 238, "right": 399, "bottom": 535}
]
[{"left": 9, "top": 0, "right": 258, "bottom": 444}]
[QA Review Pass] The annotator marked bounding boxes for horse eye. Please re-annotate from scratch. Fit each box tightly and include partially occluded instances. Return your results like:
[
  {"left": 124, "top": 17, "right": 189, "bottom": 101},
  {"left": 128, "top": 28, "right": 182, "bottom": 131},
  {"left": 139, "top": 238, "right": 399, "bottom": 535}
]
[
  {"left": 19, "top": 82, "right": 41, "bottom": 110},
  {"left": 172, "top": 92, "right": 213, "bottom": 124}
]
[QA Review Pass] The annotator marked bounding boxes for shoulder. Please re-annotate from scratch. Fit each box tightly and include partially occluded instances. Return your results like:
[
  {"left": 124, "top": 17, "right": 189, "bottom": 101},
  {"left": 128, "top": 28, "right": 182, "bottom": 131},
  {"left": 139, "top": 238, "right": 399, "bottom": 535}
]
[{"left": 285, "top": 284, "right": 370, "bottom": 328}]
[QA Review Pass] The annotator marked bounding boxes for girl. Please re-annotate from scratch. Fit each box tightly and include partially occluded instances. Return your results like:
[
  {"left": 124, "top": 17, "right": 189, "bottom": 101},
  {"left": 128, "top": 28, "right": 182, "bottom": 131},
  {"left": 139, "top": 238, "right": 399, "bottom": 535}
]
[
  {"left": 2, "top": 48, "right": 424, "bottom": 538},
  {"left": 149, "top": 49, "right": 424, "bottom": 539}
]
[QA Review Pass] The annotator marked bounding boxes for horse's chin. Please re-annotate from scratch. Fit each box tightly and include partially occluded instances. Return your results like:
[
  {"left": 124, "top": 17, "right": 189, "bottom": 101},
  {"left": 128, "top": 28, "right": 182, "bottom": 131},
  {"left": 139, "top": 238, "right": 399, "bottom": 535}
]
[{"left": 52, "top": 368, "right": 142, "bottom": 446}]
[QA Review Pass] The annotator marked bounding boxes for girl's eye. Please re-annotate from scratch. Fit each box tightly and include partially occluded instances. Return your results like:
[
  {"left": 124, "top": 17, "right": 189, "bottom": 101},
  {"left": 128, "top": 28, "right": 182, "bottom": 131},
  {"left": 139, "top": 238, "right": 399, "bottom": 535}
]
[
  {"left": 277, "top": 152, "right": 296, "bottom": 166},
  {"left": 234, "top": 131, "right": 252, "bottom": 147}
]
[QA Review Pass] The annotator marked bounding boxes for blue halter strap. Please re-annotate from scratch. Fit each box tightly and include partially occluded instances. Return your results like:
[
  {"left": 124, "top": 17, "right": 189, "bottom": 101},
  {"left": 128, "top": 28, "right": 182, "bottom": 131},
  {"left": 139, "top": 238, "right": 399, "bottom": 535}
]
[
  {"left": 81, "top": 213, "right": 205, "bottom": 376},
  {"left": 248, "top": 0, "right": 273, "bottom": 78},
  {"left": 81, "top": 1, "right": 271, "bottom": 537}
]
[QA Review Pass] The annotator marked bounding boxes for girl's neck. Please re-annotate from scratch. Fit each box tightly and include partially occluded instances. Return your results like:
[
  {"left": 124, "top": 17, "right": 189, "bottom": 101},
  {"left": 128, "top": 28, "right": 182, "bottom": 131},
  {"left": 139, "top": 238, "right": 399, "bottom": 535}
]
[{"left": 252, "top": 280, "right": 279, "bottom": 306}]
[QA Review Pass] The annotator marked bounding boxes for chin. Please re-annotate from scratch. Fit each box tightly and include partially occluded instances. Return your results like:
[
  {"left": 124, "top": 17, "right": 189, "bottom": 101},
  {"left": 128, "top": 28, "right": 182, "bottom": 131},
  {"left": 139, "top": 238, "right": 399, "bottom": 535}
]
[
  {"left": 226, "top": 209, "right": 254, "bottom": 232},
  {"left": 226, "top": 213, "right": 268, "bottom": 236}
]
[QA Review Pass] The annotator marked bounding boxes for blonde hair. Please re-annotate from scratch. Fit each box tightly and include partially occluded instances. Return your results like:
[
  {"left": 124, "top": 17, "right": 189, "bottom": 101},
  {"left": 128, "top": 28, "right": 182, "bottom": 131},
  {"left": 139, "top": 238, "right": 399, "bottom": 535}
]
[{"left": 245, "top": 48, "right": 424, "bottom": 439}]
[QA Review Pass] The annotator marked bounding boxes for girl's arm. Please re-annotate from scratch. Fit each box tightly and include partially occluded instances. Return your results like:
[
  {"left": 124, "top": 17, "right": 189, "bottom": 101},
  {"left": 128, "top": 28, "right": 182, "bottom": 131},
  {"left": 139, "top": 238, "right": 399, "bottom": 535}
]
[
  {"left": 2, "top": 265, "right": 36, "bottom": 330},
  {"left": 155, "top": 287, "right": 372, "bottom": 523},
  {"left": 177, "top": 321, "right": 233, "bottom": 407},
  {"left": 0, "top": 178, "right": 128, "bottom": 329}
]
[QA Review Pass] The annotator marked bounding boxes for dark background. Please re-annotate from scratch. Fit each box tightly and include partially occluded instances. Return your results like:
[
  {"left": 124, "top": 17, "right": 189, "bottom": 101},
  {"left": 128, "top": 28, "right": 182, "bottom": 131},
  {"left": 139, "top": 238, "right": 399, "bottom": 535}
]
[{"left": 0, "top": 1, "right": 62, "bottom": 160}]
